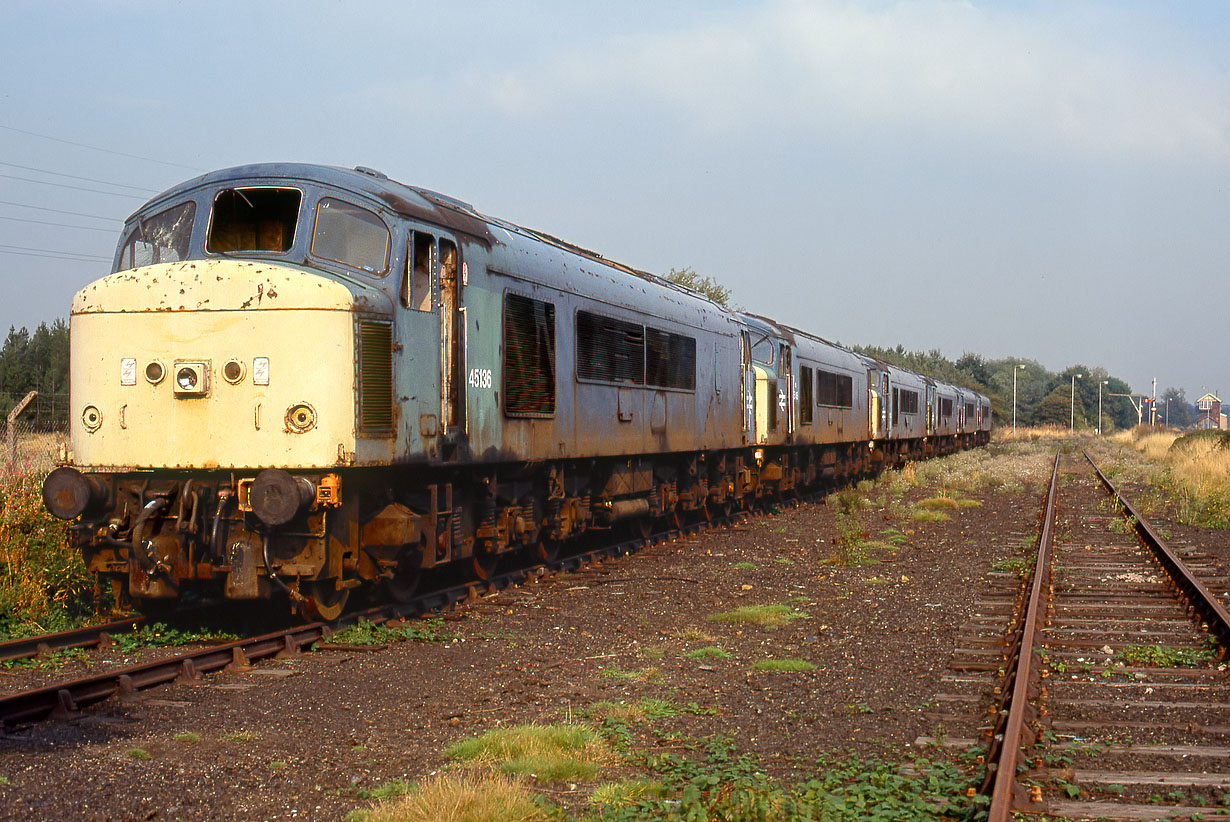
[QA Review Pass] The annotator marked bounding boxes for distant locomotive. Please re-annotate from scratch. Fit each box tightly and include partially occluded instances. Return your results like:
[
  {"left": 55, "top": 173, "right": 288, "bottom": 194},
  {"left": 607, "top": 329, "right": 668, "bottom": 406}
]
[{"left": 42, "top": 164, "right": 991, "bottom": 619}]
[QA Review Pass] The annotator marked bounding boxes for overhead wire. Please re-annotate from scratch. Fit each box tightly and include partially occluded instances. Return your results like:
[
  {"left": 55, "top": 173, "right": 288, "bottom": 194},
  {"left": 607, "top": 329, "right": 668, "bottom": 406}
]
[
  {"left": 0, "top": 123, "right": 205, "bottom": 172},
  {"left": 0, "top": 244, "right": 110, "bottom": 262},
  {"left": 1, "top": 162, "right": 158, "bottom": 194},
  {"left": 0, "top": 172, "right": 149, "bottom": 199},
  {"left": 0, "top": 215, "right": 115, "bottom": 233},
  {"left": 0, "top": 199, "right": 116, "bottom": 222}
]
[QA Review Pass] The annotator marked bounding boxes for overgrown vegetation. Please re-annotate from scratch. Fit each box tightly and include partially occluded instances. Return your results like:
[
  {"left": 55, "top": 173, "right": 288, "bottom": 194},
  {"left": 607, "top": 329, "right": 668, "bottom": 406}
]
[
  {"left": 352, "top": 722, "right": 982, "bottom": 821},
  {"left": 112, "top": 622, "right": 239, "bottom": 652},
  {"left": 1109, "top": 428, "right": 1230, "bottom": 528},
  {"left": 0, "top": 466, "right": 94, "bottom": 638},
  {"left": 320, "top": 617, "right": 459, "bottom": 647},
  {"left": 831, "top": 488, "right": 870, "bottom": 565},
  {"left": 347, "top": 772, "right": 544, "bottom": 822},
  {"left": 1119, "top": 642, "right": 1216, "bottom": 668}
]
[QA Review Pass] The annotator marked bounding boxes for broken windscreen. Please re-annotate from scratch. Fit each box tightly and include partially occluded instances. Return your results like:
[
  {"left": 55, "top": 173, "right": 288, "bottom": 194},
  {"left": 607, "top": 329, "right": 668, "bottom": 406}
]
[
  {"left": 116, "top": 201, "right": 196, "bottom": 271},
  {"left": 207, "top": 187, "right": 301, "bottom": 254}
]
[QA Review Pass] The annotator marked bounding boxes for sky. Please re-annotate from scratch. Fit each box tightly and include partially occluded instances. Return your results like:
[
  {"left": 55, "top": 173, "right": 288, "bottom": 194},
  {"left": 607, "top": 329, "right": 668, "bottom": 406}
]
[{"left": 2, "top": 0, "right": 1228, "bottom": 402}]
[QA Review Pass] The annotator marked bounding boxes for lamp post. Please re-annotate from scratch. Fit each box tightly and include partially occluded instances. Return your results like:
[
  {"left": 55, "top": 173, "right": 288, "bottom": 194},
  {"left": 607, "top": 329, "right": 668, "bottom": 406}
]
[
  {"left": 1070, "top": 373, "right": 1083, "bottom": 432},
  {"left": 1163, "top": 398, "right": 1170, "bottom": 427},
  {"left": 1013, "top": 364, "right": 1026, "bottom": 435},
  {"left": 1098, "top": 379, "right": 1108, "bottom": 435}
]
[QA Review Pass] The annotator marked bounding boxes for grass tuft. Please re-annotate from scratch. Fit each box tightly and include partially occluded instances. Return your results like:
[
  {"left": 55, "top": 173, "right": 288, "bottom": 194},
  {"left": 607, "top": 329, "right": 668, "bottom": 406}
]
[
  {"left": 590, "top": 778, "right": 665, "bottom": 806},
  {"left": 351, "top": 772, "right": 544, "bottom": 822},
  {"left": 683, "top": 645, "right": 731, "bottom": 660},
  {"left": 444, "top": 723, "right": 612, "bottom": 784},
  {"left": 910, "top": 509, "right": 951, "bottom": 522},
  {"left": 751, "top": 658, "right": 816, "bottom": 673},
  {"left": 708, "top": 604, "right": 810, "bottom": 628}
]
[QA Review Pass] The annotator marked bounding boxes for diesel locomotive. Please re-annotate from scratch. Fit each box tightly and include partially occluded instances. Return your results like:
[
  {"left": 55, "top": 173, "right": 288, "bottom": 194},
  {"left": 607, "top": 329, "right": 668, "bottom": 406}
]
[{"left": 42, "top": 164, "right": 991, "bottom": 619}]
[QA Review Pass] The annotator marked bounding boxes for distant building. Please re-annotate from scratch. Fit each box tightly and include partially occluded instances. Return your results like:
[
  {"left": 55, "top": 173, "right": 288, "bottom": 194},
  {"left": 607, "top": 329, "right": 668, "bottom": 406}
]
[{"left": 1196, "top": 392, "right": 1223, "bottom": 430}]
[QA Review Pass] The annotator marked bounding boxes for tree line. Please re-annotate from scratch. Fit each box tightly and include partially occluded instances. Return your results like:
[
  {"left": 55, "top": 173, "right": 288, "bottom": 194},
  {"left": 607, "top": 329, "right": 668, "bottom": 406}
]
[
  {"left": 662, "top": 268, "right": 1195, "bottom": 433},
  {"left": 854, "top": 345, "right": 1196, "bottom": 432},
  {"left": 1, "top": 321, "right": 69, "bottom": 424}
]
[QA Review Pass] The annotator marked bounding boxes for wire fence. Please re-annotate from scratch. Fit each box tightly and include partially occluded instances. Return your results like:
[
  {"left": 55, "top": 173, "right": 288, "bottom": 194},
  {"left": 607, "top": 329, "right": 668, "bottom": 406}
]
[{"left": 3, "top": 393, "right": 68, "bottom": 478}]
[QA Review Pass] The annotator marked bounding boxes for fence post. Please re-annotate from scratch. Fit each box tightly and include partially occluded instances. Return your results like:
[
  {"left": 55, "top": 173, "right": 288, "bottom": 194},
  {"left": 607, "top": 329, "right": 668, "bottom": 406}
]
[{"left": 5, "top": 390, "right": 38, "bottom": 470}]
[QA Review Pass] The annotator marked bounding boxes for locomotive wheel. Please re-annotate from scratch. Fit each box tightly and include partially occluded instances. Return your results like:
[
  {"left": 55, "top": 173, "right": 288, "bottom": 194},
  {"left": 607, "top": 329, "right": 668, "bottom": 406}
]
[
  {"left": 532, "top": 536, "right": 561, "bottom": 563},
  {"left": 471, "top": 550, "right": 499, "bottom": 581},
  {"left": 384, "top": 548, "right": 422, "bottom": 603},
  {"left": 303, "top": 580, "right": 349, "bottom": 621}
]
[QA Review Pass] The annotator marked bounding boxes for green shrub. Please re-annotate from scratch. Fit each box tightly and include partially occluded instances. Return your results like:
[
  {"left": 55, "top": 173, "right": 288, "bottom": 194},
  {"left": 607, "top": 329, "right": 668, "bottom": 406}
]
[{"left": 0, "top": 468, "right": 92, "bottom": 636}]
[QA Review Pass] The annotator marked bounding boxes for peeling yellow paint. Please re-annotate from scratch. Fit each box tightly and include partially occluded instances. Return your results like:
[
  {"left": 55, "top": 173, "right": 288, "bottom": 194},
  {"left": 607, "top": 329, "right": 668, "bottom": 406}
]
[
  {"left": 68, "top": 260, "right": 361, "bottom": 469},
  {"left": 72, "top": 259, "right": 353, "bottom": 314}
]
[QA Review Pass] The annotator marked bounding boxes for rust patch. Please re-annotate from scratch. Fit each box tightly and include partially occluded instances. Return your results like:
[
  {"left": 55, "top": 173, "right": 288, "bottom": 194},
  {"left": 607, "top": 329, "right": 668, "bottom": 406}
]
[{"left": 374, "top": 191, "right": 495, "bottom": 249}]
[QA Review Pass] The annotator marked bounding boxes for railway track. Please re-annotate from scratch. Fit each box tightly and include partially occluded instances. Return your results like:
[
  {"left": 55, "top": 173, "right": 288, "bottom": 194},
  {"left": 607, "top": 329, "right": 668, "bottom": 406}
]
[
  {"left": 0, "top": 616, "right": 144, "bottom": 663},
  {"left": 972, "top": 448, "right": 1230, "bottom": 820},
  {"left": 0, "top": 511, "right": 732, "bottom": 727}
]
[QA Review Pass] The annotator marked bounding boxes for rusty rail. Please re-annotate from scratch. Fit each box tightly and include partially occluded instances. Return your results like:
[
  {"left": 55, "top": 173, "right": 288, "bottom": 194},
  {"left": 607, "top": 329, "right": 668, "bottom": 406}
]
[
  {"left": 983, "top": 448, "right": 1060, "bottom": 821},
  {"left": 1084, "top": 448, "right": 1230, "bottom": 653},
  {"left": 0, "top": 616, "right": 144, "bottom": 663},
  {"left": 979, "top": 449, "right": 1230, "bottom": 817},
  {"left": 0, "top": 528, "right": 651, "bottom": 727}
]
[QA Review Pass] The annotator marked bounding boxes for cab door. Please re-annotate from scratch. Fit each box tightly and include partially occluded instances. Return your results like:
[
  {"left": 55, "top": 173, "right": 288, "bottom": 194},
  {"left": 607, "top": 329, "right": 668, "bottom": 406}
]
[
  {"left": 438, "top": 237, "right": 464, "bottom": 440},
  {"left": 740, "top": 331, "right": 755, "bottom": 444},
  {"left": 925, "top": 384, "right": 936, "bottom": 437},
  {"left": 396, "top": 230, "right": 462, "bottom": 457},
  {"left": 779, "top": 344, "right": 794, "bottom": 443},
  {"left": 867, "top": 368, "right": 883, "bottom": 440}
]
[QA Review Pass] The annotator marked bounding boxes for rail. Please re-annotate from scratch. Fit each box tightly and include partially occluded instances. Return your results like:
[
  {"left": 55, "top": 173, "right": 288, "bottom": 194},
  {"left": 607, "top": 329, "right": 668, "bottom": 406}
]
[
  {"left": 980, "top": 448, "right": 1230, "bottom": 818},
  {"left": 983, "top": 448, "right": 1059, "bottom": 821},
  {"left": 0, "top": 616, "right": 144, "bottom": 663},
  {"left": 0, "top": 527, "right": 653, "bottom": 727},
  {"left": 1083, "top": 447, "right": 1230, "bottom": 653}
]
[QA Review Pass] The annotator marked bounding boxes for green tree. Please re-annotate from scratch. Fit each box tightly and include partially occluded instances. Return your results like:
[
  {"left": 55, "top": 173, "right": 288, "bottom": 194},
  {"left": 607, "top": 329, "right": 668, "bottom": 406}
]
[
  {"left": 665, "top": 267, "right": 733, "bottom": 307},
  {"left": 1031, "top": 384, "right": 1087, "bottom": 428},
  {"left": 1161, "top": 386, "right": 1195, "bottom": 428},
  {"left": 0, "top": 320, "right": 70, "bottom": 421}
]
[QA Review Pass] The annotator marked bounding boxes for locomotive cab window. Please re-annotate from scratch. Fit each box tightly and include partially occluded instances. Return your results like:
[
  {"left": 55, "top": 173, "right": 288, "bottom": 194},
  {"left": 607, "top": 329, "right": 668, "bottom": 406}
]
[
  {"left": 118, "top": 201, "right": 196, "bottom": 271},
  {"left": 750, "top": 334, "right": 774, "bottom": 365},
  {"left": 310, "top": 197, "right": 389, "bottom": 275},
  {"left": 206, "top": 187, "right": 299, "bottom": 254}
]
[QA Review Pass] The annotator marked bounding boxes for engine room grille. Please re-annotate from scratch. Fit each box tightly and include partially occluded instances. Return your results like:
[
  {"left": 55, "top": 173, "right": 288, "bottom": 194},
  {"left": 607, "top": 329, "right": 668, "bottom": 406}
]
[
  {"left": 356, "top": 319, "right": 394, "bottom": 433},
  {"left": 503, "top": 293, "right": 556, "bottom": 417}
]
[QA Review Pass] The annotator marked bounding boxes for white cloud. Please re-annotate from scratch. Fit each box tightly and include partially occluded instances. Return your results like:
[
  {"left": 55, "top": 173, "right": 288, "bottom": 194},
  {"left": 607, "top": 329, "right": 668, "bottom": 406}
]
[{"left": 467, "top": 0, "right": 1230, "bottom": 163}]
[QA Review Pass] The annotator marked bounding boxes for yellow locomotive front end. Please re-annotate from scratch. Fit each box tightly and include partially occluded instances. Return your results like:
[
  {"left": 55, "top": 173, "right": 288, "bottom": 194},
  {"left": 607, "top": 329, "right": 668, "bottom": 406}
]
[
  {"left": 43, "top": 166, "right": 405, "bottom": 619},
  {"left": 44, "top": 257, "right": 387, "bottom": 618},
  {"left": 69, "top": 259, "right": 359, "bottom": 471}
]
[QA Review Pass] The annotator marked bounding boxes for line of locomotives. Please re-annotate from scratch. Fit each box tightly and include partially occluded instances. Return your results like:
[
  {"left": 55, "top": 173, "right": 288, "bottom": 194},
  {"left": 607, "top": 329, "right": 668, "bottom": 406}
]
[{"left": 42, "top": 163, "right": 992, "bottom": 620}]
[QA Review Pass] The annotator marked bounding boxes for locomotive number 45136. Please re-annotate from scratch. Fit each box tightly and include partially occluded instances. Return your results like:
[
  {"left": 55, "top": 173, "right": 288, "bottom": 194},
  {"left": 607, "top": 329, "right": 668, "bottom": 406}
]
[{"left": 468, "top": 367, "right": 493, "bottom": 389}]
